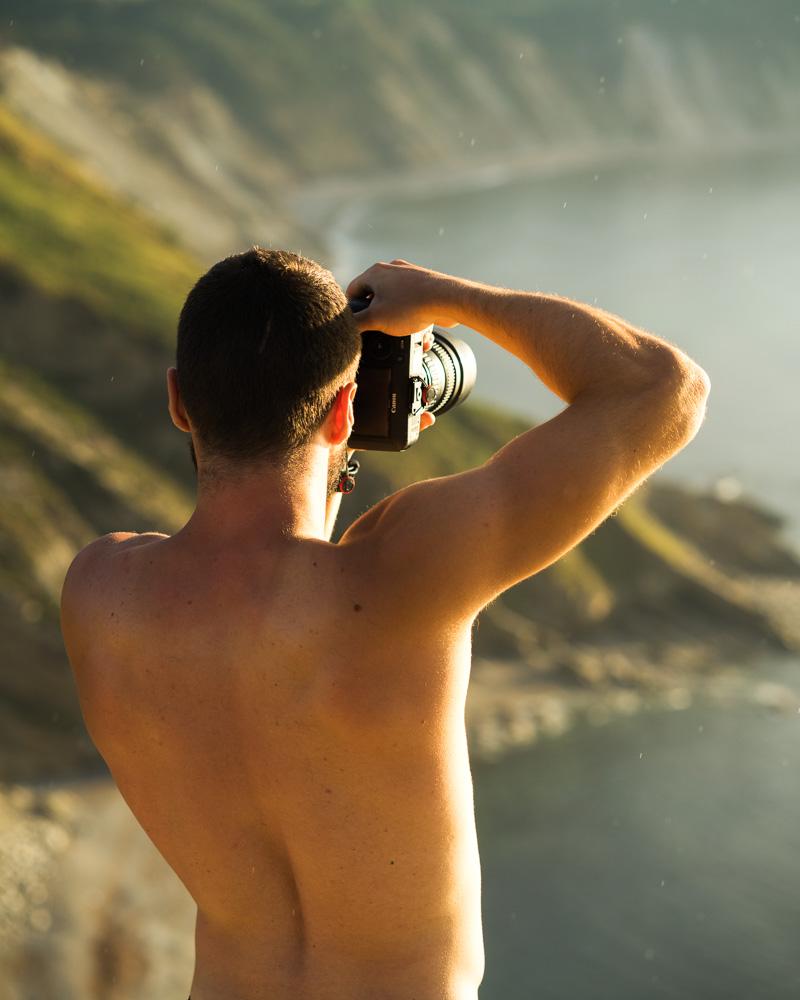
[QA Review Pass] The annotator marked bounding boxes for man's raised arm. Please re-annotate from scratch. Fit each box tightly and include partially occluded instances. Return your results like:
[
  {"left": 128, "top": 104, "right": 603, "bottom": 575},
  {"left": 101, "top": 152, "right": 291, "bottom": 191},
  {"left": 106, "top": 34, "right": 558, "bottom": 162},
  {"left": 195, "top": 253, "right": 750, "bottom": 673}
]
[{"left": 342, "top": 260, "right": 710, "bottom": 620}]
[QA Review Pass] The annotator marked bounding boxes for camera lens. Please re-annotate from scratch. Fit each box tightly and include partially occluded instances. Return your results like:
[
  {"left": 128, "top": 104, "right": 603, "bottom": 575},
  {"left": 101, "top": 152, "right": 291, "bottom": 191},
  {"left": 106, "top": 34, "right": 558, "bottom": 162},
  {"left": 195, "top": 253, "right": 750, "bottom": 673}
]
[{"left": 422, "top": 332, "right": 477, "bottom": 416}]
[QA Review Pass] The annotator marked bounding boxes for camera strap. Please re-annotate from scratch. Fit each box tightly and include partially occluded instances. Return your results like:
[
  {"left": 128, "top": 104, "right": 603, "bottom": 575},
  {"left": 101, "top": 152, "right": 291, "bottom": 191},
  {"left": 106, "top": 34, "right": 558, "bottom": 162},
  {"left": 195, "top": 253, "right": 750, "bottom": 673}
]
[{"left": 336, "top": 456, "right": 360, "bottom": 494}]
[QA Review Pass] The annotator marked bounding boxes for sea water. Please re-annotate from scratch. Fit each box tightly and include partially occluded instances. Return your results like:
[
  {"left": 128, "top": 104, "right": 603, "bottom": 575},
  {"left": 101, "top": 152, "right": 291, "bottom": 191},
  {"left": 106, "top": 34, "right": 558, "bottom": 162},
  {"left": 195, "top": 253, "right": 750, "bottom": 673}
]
[{"left": 473, "top": 666, "right": 800, "bottom": 999}]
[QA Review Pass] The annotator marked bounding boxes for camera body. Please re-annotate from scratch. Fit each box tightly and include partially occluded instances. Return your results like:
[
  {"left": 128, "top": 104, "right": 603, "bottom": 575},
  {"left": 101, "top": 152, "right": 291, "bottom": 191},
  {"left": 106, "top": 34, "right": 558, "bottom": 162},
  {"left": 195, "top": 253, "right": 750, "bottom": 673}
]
[
  {"left": 349, "top": 327, "right": 430, "bottom": 451},
  {"left": 348, "top": 298, "right": 477, "bottom": 451}
]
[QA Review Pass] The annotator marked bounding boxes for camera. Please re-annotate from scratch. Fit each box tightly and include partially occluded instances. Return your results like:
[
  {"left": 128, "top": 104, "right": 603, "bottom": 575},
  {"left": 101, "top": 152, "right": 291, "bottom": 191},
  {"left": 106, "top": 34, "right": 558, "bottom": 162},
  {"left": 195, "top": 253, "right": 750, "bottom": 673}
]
[{"left": 347, "top": 297, "right": 477, "bottom": 451}]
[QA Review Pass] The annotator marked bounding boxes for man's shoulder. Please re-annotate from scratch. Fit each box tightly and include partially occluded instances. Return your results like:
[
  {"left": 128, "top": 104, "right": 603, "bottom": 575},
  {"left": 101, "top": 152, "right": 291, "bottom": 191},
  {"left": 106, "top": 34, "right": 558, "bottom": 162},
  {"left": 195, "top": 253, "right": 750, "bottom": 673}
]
[
  {"left": 61, "top": 531, "right": 170, "bottom": 673},
  {"left": 61, "top": 531, "right": 169, "bottom": 607},
  {"left": 337, "top": 493, "right": 395, "bottom": 548},
  {"left": 336, "top": 467, "right": 454, "bottom": 553}
]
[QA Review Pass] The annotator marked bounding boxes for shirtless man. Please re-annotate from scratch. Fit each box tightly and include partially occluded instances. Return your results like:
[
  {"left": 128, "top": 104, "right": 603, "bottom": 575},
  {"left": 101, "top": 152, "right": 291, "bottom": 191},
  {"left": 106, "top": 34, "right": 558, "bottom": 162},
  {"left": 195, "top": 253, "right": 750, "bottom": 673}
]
[{"left": 60, "top": 249, "right": 709, "bottom": 1000}]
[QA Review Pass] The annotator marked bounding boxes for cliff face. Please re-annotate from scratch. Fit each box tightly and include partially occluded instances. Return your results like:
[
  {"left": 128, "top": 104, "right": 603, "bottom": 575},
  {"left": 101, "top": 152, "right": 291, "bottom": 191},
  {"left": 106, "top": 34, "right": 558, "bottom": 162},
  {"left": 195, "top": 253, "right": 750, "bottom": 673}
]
[{"left": 0, "top": 1, "right": 797, "bottom": 257}]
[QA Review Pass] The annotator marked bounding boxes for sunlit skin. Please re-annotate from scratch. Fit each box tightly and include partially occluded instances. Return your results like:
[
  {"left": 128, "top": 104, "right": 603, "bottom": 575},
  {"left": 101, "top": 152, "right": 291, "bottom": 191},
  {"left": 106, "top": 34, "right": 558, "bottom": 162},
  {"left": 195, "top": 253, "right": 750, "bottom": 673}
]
[{"left": 61, "top": 261, "right": 708, "bottom": 1000}]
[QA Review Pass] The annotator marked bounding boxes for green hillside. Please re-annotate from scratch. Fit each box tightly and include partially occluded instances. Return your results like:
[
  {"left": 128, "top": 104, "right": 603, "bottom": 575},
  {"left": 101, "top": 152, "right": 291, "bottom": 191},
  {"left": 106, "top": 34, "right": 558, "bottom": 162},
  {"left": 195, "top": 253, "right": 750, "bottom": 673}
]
[
  {"left": 0, "top": 102, "right": 798, "bottom": 780},
  {"left": 0, "top": 103, "right": 197, "bottom": 778},
  {"left": 0, "top": 104, "right": 196, "bottom": 333}
]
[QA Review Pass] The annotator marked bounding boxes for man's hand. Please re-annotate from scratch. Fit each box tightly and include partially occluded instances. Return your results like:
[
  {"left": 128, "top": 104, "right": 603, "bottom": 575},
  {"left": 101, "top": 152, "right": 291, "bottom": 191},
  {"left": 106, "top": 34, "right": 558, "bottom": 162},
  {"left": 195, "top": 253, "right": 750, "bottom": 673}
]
[
  {"left": 346, "top": 259, "right": 460, "bottom": 338},
  {"left": 347, "top": 259, "right": 445, "bottom": 435}
]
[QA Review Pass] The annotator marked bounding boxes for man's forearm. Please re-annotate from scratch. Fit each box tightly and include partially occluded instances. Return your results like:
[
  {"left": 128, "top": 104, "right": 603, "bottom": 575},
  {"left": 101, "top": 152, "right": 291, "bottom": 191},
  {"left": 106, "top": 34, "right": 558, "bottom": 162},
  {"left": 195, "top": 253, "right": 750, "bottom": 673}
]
[
  {"left": 438, "top": 278, "right": 703, "bottom": 405},
  {"left": 347, "top": 258, "right": 708, "bottom": 461}
]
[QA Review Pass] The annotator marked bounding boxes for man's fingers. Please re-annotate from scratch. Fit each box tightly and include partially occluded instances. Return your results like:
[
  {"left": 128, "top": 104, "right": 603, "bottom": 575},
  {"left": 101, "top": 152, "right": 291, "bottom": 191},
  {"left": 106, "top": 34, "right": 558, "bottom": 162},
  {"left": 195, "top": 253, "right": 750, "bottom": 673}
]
[
  {"left": 353, "top": 299, "right": 384, "bottom": 332},
  {"left": 346, "top": 283, "right": 372, "bottom": 305},
  {"left": 345, "top": 266, "right": 377, "bottom": 301},
  {"left": 420, "top": 411, "right": 436, "bottom": 432}
]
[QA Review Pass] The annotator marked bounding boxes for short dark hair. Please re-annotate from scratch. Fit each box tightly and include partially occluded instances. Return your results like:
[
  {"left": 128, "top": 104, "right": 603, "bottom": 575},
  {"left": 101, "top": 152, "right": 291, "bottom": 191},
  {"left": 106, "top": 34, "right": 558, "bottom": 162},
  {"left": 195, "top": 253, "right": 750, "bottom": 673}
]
[{"left": 176, "top": 248, "right": 361, "bottom": 466}]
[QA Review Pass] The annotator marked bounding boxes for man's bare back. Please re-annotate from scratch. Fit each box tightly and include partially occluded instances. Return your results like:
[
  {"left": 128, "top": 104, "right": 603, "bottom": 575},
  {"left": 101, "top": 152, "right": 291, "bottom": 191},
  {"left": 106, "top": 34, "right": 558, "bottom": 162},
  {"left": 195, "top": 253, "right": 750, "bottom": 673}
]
[
  {"left": 62, "top": 525, "right": 484, "bottom": 1000},
  {"left": 61, "top": 254, "right": 709, "bottom": 999}
]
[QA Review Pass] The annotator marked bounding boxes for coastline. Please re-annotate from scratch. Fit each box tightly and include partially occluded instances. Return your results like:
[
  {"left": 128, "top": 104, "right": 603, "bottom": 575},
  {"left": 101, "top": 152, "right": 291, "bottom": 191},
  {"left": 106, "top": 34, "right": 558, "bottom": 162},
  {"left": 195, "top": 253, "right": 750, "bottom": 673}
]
[
  {"left": 288, "top": 130, "right": 800, "bottom": 274},
  {"left": 467, "top": 648, "right": 800, "bottom": 761}
]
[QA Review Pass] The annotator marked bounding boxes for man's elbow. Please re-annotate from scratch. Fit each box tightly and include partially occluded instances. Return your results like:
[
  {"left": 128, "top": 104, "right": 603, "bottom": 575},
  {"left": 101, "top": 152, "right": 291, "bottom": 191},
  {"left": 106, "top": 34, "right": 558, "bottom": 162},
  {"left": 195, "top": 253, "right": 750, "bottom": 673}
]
[
  {"left": 658, "top": 351, "right": 711, "bottom": 448},
  {"left": 684, "top": 363, "right": 711, "bottom": 443},
  {"left": 687, "top": 361, "right": 711, "bottom": 413}
]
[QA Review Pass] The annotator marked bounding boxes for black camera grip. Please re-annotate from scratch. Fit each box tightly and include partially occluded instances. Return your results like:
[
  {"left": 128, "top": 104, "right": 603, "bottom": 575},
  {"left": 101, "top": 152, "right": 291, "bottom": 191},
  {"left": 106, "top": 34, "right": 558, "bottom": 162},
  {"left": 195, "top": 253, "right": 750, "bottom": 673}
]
[{"left": 348, "top": 297, "right": 371, "bottom": 314}]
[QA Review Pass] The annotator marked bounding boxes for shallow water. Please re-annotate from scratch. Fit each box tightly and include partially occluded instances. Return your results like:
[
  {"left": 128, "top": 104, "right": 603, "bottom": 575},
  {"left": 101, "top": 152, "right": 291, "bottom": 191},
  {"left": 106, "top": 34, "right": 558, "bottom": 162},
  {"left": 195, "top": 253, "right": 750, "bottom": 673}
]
[
  {"left": 473, "top": 659, "right": 800, "bottom": 1000},
  {"left": 334, "top": 148, "right": 800, "bottom": 543}
]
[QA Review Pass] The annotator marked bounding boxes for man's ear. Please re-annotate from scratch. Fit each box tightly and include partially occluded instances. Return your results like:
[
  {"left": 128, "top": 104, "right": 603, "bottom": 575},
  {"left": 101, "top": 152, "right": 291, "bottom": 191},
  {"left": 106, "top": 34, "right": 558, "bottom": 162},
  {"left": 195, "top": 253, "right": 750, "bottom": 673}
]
[
  {"left": 167, "top": 367, "right": 191, "bottom": 433},
  {"left": 325, "top": 381, "right": 357, "bottom": 446}
]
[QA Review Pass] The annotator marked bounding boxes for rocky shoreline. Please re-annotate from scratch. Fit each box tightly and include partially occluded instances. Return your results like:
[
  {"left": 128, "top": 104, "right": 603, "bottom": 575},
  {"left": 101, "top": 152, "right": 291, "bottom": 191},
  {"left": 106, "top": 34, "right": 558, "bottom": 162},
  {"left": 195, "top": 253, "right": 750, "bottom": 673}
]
[
  {"left": 0, "top": 778, "right": 195, "bottom": 999},
  {"left": 467, "top": 640, "right": 800, "bottom": 761}
]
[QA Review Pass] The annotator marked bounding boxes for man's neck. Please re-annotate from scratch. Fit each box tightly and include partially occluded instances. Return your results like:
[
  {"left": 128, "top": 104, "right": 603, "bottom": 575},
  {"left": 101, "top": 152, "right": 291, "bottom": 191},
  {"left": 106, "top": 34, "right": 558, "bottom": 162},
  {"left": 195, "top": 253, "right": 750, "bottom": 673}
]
[{"left": 180, "top": 446, "right": 332, "bottom": 544}]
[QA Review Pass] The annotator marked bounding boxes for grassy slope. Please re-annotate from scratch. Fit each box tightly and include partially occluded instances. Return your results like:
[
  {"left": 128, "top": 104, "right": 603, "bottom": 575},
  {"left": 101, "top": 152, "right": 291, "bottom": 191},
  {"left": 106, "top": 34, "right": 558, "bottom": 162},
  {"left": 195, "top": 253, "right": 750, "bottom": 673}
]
[
  {"left": 0, "top": 104, "right": 196, "bottom": 336},
  {"left": 0, "top": 102, "right": 198, "bottom": 780},
  {"left": 0, "top": 101, "right": 797, "bottom": 781}
]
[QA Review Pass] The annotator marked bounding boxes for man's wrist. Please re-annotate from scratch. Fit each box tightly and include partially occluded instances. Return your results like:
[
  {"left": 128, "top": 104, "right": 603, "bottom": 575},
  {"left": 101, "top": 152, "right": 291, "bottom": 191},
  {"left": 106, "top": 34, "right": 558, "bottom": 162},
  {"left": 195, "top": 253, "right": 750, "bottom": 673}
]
[
  {"left": 437, "top": 275, "right": 484, "bottom": 326},
  {"left": 430, "top": 273, "right": 477, "bottom": 328}
]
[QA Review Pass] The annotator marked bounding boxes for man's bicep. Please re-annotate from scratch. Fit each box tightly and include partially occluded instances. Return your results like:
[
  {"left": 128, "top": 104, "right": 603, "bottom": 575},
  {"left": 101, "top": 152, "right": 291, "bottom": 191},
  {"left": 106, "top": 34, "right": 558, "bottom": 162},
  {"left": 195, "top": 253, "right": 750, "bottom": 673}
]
[{"left": 375, "top": 396, "right": 660, "bottom": 619}]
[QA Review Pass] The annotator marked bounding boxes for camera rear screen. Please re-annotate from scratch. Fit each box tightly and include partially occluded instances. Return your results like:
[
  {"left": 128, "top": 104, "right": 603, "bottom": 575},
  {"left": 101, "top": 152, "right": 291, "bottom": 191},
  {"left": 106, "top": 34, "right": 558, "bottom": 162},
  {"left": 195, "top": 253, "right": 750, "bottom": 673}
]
[{"left": 355, "top": 368, "right": 392, "bottom": 438}]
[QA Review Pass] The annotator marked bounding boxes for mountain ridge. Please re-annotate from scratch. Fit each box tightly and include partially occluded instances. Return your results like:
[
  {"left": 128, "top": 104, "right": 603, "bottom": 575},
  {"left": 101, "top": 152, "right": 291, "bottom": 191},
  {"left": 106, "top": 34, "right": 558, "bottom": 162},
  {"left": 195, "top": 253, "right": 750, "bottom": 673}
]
[{"left": 1, "top": 0, "right": 798, "bottom": 258}]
